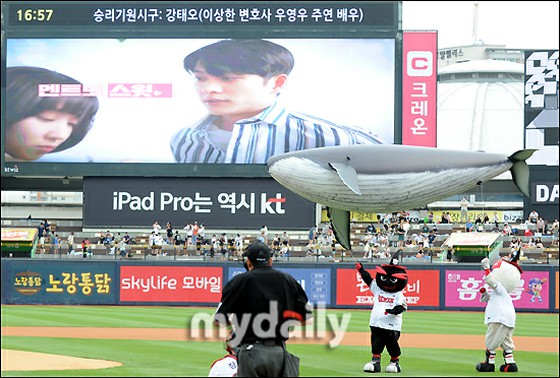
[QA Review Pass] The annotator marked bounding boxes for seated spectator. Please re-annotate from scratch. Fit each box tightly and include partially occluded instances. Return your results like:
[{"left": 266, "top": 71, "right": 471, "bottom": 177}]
[
  {"left": 522, "top": 238, "right": 536, "bottom": 249},
  {"left": 228, "top": 237, "right": 236, "bottom": 256},
  {"left": 98, "top": 231, "right": 106, "bottom": 245},
  {"left": 280, "top": 241, "right": 289, "bottom": 257},
  {"left": 528, "top": 210, "right": 539, "bottom": 224},
  {"left": 474, "top": 216, "right": 484, "bottom": 232},
  {"left": 280, "top": 231, "right": 290, "bottom": 245},
  {"left": 44, "top": 219, "right": 52, "bottom": 236},
  {"left": 379, "top": 233, "right": 389, "bottom": 249},
  {"left": 174, "top": 231, "right": 184, "bottom": 247},
  {"left": 492, "top": 211, "right": 499, "bottom": 226},
  {"left": 150, "top": 231, "right": 164, "bottom": 254},
  {"left": 404, "top": 238, "right": 414, "bottom": 247},
  {"left": 379, "top": 249, "right": 391, "bottom": 258},
  {"left": 104, "top": 231, "right": 114, "bottom": 246},
  {"left": 536, "top": 217, "right": 546, "bottom": 235},
  {"left": 119, "top": 239, "right": 127, "bottom": 259},
  {"left": 272, "top": 233, "right": 281, "bottom": 254},
  {"left": 422, "top": 236, "right": 430, "bottom": 250},
  {"left": 362, "top": 233, "right": 372, "bottom": 246},
  {"left": 509, "top": 236, "right": 520, "bottom": 250},
  {"left": 428, "top": 211, "right": 434, "bottom": 224},
  {"left": 535, "top": 237, "right": 544, "bottom": 249},
  {"left": 551, "top": 219, "right": 559, "bottom": 246},
  {"left": 427, "top": 230, "right": 437, "bottom": 248},
  {"left": 81, "top": 238, "right": 91, "bottom": 258},
  {"left": 413, "top": 233, "right": 424, "bottom": 245},
  {"left": 446, "top": 248, "right": 454, "bottom": 262},
  {"left": 234, "top": 233, "right": 244, "bottom": 257}
]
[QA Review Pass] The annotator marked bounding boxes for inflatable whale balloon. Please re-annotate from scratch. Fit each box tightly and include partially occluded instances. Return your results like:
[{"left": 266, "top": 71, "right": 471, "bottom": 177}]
[{"left": 267, "top": 144, "right": 536, "bottom": 250}]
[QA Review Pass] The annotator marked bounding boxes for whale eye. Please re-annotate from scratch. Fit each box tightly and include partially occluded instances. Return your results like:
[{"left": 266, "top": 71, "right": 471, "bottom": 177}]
[
  {"left": 379, "top": 275, "right": 387, "bottom": 282},
  {"left": 389, "top": 277, "right": 398, "bottom": 284}
]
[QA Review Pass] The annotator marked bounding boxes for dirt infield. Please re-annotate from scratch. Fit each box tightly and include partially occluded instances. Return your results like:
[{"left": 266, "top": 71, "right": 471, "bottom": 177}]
[
  {"left": 2, "top": 327, "right": 558, "bottom": 371},
  {"left": 1, "top": 349, "right": 122, "bottom": 371}
]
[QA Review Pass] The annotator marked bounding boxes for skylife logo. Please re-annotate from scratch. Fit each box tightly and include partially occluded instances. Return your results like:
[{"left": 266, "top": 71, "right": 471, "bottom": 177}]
[{"left": 407, "top": 51, "right": 433, "bottom": 77}]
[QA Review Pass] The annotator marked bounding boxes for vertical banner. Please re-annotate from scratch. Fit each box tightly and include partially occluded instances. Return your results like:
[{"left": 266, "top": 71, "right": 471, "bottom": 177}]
[
  {"left": 402, "top": 31, "right": 438, "bottom": 147},
  {"left": 524, "top": 50, "right": 559, "bottom": 166}
]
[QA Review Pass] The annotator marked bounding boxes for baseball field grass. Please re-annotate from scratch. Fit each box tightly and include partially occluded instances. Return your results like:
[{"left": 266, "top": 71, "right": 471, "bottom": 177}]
[{"left": 1, "top": 305, "right": 558, "bottom": 377}]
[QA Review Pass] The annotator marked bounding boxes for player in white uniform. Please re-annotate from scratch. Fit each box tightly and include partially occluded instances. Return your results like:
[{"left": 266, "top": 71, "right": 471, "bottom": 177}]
[{"left": 208, "top": 332, "right": 238, "bottom": 377}]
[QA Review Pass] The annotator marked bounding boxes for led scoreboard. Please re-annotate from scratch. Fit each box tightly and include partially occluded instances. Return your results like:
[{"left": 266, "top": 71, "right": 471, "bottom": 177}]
[{"left": 1, "top": 1, "right": 402, "bottom": 178}]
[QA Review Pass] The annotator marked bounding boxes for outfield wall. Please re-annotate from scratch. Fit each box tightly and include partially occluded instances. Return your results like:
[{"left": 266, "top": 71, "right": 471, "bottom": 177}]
[{"left": 1, "top": 259, "right": 558, "bottom": 313}]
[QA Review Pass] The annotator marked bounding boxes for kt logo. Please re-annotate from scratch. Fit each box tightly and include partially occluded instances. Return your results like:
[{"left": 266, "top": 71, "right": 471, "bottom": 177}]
[
  {"left": 407, "top": 51, "right": 433, "bottom": 77},
  {"left": 263, "top": 193, "right": 286, "bottom": 214}
]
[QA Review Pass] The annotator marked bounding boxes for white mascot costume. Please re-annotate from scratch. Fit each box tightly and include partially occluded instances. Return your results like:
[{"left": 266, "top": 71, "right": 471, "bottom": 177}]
[{"left": 476, "top": 249, "right": 522, "bottom": 373}]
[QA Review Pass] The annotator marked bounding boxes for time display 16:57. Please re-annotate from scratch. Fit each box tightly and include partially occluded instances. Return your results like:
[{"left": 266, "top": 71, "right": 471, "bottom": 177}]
[{"left": 16, "top": 9, "right": 54, "bottom": 22}]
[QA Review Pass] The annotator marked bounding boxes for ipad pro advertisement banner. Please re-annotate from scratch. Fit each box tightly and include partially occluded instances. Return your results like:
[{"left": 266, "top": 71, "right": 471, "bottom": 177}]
[{"left": 83, "top": 176, "right": 316, "bottom": 229}]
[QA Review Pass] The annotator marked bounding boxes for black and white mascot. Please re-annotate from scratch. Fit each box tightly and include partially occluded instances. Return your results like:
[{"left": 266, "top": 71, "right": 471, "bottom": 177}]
[
  {"left": 476, "top": 249, "right": 523, "bottom": 373},
  {"left": 356, "top": 250, "right": 408, "bottom": 373}
]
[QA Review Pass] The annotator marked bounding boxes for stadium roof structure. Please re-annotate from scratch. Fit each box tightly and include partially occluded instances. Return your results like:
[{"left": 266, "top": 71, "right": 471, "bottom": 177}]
[{"left": 437, "top": 59, "right": 525, "bottom": 179}]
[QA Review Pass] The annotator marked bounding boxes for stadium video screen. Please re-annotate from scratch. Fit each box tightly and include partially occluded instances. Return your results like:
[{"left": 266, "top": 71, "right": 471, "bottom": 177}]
[{"left": 1, "top": 1, "right": 401, "bottom": 178}]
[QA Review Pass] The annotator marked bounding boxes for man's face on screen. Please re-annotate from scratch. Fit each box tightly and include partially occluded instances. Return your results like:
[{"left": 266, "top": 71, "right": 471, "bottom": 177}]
[{"left": 192, "top": 64, "right": 284, "bottom": 126}]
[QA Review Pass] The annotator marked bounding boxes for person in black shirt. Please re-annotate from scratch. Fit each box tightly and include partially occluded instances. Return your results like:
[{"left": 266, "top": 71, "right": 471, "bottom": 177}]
[{"left": 213, "top": 241, "right": 312, "bottom": 377}]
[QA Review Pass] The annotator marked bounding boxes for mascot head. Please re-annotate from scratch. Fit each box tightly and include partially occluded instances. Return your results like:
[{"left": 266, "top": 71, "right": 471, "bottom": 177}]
[
  {"left": 375, "top": 249, "right": 408, "bottom": 293},
  {"left": 491, "top": 249, "right": 523, "bottom": 293}
]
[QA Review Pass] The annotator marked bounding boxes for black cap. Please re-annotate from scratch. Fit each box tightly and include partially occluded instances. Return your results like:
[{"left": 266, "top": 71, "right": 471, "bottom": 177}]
[{"left": 244, "top": 242, "right": 271, "bottom": 264}]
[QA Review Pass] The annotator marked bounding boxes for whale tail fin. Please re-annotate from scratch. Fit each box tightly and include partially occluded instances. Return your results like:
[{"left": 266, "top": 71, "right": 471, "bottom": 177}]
[
  {"left": 327, "top": 207, "right": 352, "bottom": 250},
  {"left": 508, "top": 149, "right": 537, "bottom": 198}
]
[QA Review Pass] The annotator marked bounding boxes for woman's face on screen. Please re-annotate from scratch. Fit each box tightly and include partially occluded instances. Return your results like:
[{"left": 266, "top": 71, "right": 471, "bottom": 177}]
[
  {"left": 6, "top": 110, "right": 76, "bottom": 161},
  {"left": 192, "top": 64, "right": 285, "bottom": 125}
]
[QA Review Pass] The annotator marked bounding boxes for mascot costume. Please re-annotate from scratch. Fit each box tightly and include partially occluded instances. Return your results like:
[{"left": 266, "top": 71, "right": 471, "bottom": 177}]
[
  {"left": 356, "top": 250, "right": 408, "bottom": 373},
  {"left": 476, "top": 249, "right": 523, "bottom": 373}
]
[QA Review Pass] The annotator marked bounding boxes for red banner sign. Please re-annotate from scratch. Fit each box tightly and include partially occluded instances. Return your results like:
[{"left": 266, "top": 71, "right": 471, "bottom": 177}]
[
  {"left": 119, "top": 266, "right": 223, "bottom": 303},
  {"left": 402, "top": 31, "right": 438, "bottom": 147},
  {"left": 335, "top": 268, "right": 439, "bottom": 307}
]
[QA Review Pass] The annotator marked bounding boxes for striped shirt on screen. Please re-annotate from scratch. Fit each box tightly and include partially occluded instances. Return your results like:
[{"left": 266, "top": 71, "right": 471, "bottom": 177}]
[{"left": 170, "top": 102, "right": 384, "bottom": 164}]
